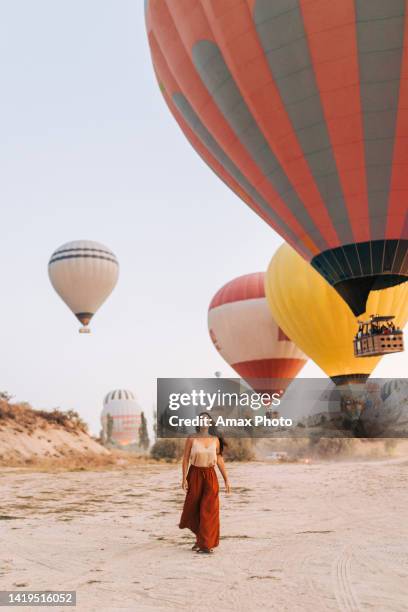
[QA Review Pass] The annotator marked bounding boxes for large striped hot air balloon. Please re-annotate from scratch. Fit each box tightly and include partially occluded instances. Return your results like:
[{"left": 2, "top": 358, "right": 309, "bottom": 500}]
[
  {"left": 265, "top": 243, "right": 408, "bottom": 385},
  {"left": 208, "top": 272, "right": 307, "bottom": 392},
  {"left": 101, "top": 389, "right": 142, "bottom": 446},
  {"left": 48, "top": 240, "right": 119, "bottom": 333},
  {"left": 146, "top": 0, "right": 408, "bottom": 316}
]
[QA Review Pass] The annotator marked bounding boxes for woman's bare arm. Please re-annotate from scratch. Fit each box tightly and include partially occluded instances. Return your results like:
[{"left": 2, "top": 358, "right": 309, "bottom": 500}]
[
  {"left": 181, "top": 438, "right": 193, "bottom": 490},
  {"left": 216, "top": 441, "right": 231, "bottom": 493}
]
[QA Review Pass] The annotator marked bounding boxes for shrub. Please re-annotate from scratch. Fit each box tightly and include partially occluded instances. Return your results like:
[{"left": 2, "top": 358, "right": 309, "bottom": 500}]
[
  {"left": 0, "top": 400, "right": 88, "bottom": 433},
  {"left": 150, "top": 439, "right": 184, "bottom": 461},
  {"left": 308, "top": 437, "right": 355, "bottom": 458},
  {"left": 0, "top": 391, "right": 13, "bottom": 402},
  {"left": 384, "top": 438, "right": 398, "bottom": 454},
  {"left": 224, "top": 439, "right": 255, "bottom": 461}
]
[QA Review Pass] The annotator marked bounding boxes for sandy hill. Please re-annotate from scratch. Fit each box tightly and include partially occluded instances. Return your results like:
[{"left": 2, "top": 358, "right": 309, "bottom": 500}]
[{"left": 0, "top": 399, "right": 109, "bottom": 466}]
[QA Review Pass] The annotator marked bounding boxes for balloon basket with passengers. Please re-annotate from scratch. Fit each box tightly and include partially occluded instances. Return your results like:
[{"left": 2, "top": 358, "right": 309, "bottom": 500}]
[{"left": 354, "top": 316, "right": 404, "bottom": 358}]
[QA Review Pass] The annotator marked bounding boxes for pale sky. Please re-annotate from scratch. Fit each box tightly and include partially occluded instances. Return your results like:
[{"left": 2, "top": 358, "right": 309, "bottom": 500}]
[{"left": 0, "top": 1, "right": 406, "bottom": 435}]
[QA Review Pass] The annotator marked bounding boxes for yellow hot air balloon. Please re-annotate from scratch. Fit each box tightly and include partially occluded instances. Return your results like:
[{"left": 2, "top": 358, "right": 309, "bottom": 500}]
[{"left": 265, "top": 245, "right": 408, "bottom": 386}]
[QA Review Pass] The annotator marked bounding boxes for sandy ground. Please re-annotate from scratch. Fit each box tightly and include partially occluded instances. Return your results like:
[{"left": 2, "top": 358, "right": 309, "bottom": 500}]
[{"left": 1, "top": 460, "right": 408, "bottom": 612}]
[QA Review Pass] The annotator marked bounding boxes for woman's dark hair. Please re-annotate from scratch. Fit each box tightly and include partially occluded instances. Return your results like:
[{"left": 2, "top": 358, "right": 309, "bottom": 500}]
[{"left": 196, "top": 412, "right": 226, "bottom": 455}]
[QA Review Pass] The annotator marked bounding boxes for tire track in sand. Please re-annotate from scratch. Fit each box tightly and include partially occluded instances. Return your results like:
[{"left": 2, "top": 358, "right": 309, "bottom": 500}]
[{"left": 332, "top": 546, "right": 360, "bottom": 612}]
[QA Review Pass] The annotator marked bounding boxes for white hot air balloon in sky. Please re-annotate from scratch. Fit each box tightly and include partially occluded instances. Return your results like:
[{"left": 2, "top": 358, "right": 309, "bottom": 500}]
[
  {"left": 48, "top": 240, "right": 119, "bottom": 333},
  {"left": 101, "top": 389, "right": 142, "bottom": 446}
]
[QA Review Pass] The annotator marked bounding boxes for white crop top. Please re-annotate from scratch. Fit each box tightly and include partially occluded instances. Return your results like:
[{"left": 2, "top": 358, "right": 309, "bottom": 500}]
[{"left": 190, "top": 437, "right": 217, "bottom": 467}]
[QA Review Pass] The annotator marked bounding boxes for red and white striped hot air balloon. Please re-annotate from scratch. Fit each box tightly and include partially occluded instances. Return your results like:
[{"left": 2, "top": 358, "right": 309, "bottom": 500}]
[{"left": 208, "top": 272, "right": 307, "bottom": 393}]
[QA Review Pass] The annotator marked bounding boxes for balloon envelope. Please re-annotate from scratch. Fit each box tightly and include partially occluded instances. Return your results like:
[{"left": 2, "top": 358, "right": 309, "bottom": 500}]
[
  {"left": 48, "top": 240, "right": 119, "bottom": 330},
  {"left": 146, "top": 1, "right": 407, "bottom": 315},
  {"left": 265, "top": 244, "right": 408, "bottom": 385},
  {"left": 208, "top": 272, "right": 307, "bottom": 391}
]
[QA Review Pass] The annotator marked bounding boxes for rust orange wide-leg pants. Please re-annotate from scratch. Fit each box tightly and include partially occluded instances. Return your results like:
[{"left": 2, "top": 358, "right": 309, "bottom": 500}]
[{"left": 179, "top": 465, "right": 220, "bottom": 549}]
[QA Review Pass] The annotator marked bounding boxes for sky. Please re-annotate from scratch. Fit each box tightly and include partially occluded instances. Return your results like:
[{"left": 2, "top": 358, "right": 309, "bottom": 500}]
[{"left": 0, "top": 1, "right": 406, "bottom": 435}]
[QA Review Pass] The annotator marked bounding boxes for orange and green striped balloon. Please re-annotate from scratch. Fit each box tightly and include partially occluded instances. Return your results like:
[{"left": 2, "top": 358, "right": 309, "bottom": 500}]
[{"left": 146, "top": 0, "right": 408, "bottom": 315}]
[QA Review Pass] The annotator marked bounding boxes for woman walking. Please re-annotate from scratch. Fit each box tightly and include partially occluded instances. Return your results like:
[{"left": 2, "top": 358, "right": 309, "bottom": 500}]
[{"left": 179, "top": 413, "right": 231, "bottom": 554}]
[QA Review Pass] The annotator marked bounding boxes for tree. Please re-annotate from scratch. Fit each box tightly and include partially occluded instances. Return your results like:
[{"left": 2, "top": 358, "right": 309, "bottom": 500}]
[
  {"left": 152, "top": 406, "right": 157, "bottom": 441},
  {"left": 106, "top": 413, "right": 114, "bottom": 443},
  {"left": 139, "top": 412, "right": 150, "bottom": 450}
]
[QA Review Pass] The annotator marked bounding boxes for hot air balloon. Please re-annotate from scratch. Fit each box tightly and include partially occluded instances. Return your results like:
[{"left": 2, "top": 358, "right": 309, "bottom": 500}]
[
  {"left": 48, "top": 240, "right": 119, "bottom": 333},
  {"left": 208, "top": 272, "right": 307, "bottom": 393},
  {"left": 265, "top": 244, "right": 408, "bottom": 385},
  {"left": 101, "top": 389, "right": 142, "bottom": 446},
  {"left": 146, "top": 1, "right": 407, "bottom": 316},
  {"left": 381, "top": 379, "right": 408, "bottom": 403}
]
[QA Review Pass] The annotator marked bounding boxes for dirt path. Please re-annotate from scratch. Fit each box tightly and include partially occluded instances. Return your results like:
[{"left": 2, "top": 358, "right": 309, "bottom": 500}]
[{"left": 1, "top": 460, "right": 408, "bottom": 611}]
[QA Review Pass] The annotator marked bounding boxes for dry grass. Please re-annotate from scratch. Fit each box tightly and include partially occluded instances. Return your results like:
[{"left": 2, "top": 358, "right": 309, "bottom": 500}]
[{"left": 1, "top": 449, "right": 158, "bottom": 472}]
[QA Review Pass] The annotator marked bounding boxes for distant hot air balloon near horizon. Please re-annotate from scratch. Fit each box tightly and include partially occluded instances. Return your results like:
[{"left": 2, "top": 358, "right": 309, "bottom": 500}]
[
  {"left": 146, "top": 0, "right": 407, "bottom": 316},
  {"left": 48, "top": 240, "right": 119, "bottom": 333},
  {"left": 381, "top": 379, "right": 408, "bottom": 403},
  {"left": 208, "top": 272, "right": 307, "bottom": 393},
  {"left": 265, "top": 244, "right": 408, "bottom": 386},
  {"left": 101, "top": 389, "right": 142, "bottom": 446}
]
